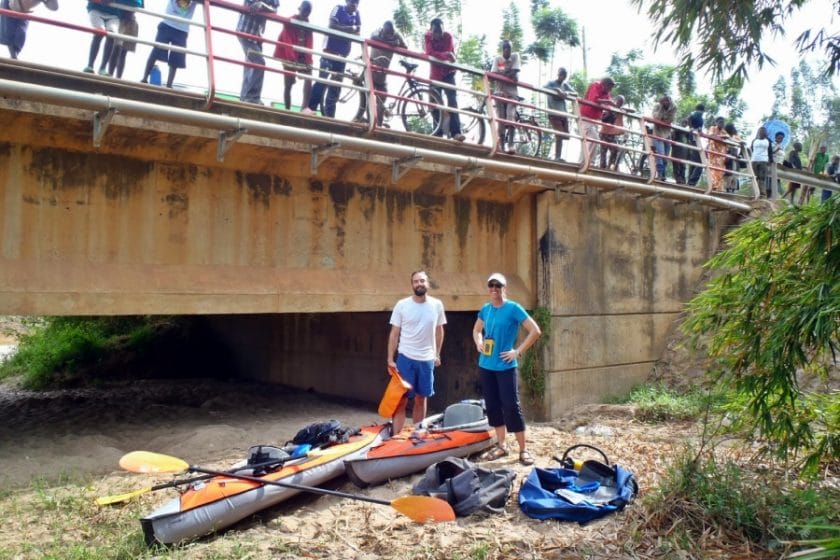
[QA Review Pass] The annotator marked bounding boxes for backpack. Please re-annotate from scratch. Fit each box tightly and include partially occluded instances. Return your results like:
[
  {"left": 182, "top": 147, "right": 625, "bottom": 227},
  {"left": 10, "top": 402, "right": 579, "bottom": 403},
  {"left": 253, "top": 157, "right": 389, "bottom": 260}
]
[
  {"left": 290, "top": 420, "right": 358, "bottom": 448},
  {"left": 412, "top": 456, "right": 516, "bottom": 517},
  {"left": 519, "top": 444, "right": 638, "bottom": 524}
]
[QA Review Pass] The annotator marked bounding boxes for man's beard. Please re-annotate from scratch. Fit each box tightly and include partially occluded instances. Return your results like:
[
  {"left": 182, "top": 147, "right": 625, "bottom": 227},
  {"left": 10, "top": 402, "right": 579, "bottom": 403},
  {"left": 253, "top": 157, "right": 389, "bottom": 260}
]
[{"left": 413, "top": 286, "right": 427, "bottom": 297}]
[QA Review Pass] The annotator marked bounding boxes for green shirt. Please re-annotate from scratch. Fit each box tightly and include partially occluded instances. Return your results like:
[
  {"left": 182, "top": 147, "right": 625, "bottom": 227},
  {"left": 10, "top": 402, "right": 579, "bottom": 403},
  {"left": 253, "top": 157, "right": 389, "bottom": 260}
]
[{"left": 813, "top": 152, "right": 829, "bottom": 174}]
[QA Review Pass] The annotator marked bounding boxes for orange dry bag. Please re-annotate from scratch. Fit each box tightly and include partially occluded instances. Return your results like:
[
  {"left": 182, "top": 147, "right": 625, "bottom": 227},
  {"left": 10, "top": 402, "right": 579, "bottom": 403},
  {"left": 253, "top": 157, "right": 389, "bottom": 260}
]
[{"left": 378, "top": 366, "right": 412, "bottom": 418}]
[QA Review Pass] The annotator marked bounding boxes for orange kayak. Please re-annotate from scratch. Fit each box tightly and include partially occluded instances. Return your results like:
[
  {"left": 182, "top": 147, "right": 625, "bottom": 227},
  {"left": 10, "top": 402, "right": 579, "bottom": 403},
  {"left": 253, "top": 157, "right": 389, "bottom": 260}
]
[
  {"left": 141, "top": 423, "right": 389, "bottom": 545},
  {"left": 346, "top": 401, "right": 496, "bottom": 487}
]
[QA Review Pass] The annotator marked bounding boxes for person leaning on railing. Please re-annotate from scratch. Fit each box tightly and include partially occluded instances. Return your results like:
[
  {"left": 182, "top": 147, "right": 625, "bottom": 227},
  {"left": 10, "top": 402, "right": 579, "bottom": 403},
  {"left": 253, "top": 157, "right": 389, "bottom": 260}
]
[
  {"left": 302, "top": 0, "right": 361, "bottom": 118},
  {"left": 424, "top": 17, "right": 464, "bottom": 142},
  {"left": 599, "top": 95, "right": 625, "bottom": 170},
  {"left": 490, "top": 40, "right": 521, "bottom": 154},
  {"left": 706, "top": 116, "right": 727, "bottom": 192},
  {"left": 544, "top": 67, "right": 576, "bottom": 162},
  {"left": 749, "top": 126, "right": 773, "bottom": 198},
  {"left": 274, "top": 1, "right": 313, "bottom": 110},
  {"left": 823, "top": 155, "right": 840, "bottom": 203},
  {"left": 579, "top": 77, "right": 616, "bottom": 165},
  {"left": 671, "top": 118, "right": 690, "bottom": 185},
  {"left": 651, "top": 95, "right": 676, "bottom": 181},
  {"left": 141, "top": 0, "right": 197, "bottom": 87},
  {"left": 0, "top": 0, "right": 57, "bottom": 59},
  {"left": 352, "top": 20, "right": 406, "bottom": 126},
  {"left": 107, "top": 0, "right": 142, "bottom": 79},
  {"left": 84, "top": 0, "right": 125, "bottom": 75},
  {"left": 236, "top": 0, "right": 279, "bottom": 105}
]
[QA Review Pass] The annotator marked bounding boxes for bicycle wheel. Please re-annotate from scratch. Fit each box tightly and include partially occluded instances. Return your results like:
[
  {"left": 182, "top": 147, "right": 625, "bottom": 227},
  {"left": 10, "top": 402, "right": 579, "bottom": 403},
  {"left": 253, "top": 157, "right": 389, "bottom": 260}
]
[
  {"left": 460, "top": 107, "right": 486, "bottom": 145},
  {"left": 509, "top": 117, "right": 541, "bottom": 157},
  {"left": 400, "top": 87, "right": 442, "bottom": 135}
]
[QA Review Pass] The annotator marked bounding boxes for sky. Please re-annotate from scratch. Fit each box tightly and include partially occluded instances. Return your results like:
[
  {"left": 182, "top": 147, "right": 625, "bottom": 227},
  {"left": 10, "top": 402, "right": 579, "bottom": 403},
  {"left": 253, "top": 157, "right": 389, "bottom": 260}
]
[{"left": 11, "top": 0, "right": 840, "bottom": 136}]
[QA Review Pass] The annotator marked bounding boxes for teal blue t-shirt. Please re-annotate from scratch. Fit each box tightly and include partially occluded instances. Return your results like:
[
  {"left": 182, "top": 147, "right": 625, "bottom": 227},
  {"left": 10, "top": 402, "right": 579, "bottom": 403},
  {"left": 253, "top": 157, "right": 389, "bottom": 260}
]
[{"left": 477, "top": 300, "right": 528, "bottom": 371}]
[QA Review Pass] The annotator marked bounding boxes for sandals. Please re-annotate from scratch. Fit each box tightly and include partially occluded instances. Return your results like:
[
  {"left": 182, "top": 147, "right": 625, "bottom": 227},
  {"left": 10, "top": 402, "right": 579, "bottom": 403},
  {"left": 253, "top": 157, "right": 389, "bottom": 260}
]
[
  {"left": 479, "top": 445, "right": 509, "bottom": 461},
  {"left": 519, "top": 450, "right": 535, "bottom": 466}
]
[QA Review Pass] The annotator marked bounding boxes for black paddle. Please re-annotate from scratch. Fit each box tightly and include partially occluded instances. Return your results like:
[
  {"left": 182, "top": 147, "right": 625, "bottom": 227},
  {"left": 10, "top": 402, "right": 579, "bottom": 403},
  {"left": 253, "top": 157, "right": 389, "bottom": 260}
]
[{"left": 96, "top": 457, "right": 291, "bottom": 506}]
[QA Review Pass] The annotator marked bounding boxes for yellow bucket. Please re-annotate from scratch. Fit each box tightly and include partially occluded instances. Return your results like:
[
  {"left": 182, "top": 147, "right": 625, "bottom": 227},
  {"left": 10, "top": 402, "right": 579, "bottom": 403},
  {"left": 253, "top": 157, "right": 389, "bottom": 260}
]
[{"left": 378, "top": 366, "right": 412, "bottom": 418}]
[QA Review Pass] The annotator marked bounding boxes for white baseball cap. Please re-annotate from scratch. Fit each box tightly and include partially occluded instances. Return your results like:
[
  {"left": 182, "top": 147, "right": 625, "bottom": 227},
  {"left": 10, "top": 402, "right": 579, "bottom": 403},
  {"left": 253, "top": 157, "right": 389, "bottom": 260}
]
[{"left": 487, "top": 273, "right": 507, "bottom": 286}]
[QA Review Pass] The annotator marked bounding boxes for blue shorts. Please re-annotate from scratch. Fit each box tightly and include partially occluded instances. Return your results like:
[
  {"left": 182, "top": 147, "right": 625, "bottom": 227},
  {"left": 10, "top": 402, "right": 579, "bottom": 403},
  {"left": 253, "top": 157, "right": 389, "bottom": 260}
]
[
  {"left": 150, "top": 21, "right": 188, "bottom": 69},
  {"left": 395, "top": 354, "right": 435, "bottom": 398},
  {"left": 0, "top": 0, "right": 27, "bottom": 53}
]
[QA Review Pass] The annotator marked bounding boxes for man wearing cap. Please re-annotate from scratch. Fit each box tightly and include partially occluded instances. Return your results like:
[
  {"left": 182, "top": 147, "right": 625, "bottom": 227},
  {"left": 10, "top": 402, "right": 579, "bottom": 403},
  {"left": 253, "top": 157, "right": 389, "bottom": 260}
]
[
  {"left": 580, "top": 77, "right": 616, "bottom": 166},
  {"left": 472, "top": 272, "right": 541, "bottom": 466},
  {"left": 0, "top": 0, "right": 58, "bottom": 59},
  {"left": 387, "top": 270, "right": 447, "bottom": 434}
]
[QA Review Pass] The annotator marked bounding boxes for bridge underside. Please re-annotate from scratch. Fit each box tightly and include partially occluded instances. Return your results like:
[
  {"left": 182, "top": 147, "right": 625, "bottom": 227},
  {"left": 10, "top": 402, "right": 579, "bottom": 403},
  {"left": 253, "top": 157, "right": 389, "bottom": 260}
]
[{"left": 0, "top": 77, "right": 741, "bottom": 418}]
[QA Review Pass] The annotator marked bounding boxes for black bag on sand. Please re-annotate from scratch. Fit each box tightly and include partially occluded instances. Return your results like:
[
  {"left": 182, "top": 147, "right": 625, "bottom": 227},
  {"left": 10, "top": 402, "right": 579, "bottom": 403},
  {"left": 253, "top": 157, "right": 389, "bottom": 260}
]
[{"left": 412, "top": 456, "right": 516, "bottom": 516}]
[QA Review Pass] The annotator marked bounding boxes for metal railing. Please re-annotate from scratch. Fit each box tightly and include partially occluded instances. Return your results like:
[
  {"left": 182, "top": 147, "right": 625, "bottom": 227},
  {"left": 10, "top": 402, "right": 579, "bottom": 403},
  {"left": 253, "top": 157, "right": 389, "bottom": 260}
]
[{"left": 0, "top": 1, "right": 832, "bottom": 204}]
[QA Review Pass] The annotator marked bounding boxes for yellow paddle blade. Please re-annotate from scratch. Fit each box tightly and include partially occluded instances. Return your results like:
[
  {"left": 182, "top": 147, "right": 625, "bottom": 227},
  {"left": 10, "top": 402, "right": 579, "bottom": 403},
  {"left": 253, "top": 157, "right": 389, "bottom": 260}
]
[
  {"left": 119, "top": 451, "right": 190, "bottom": 474},
  {"left": 95, "top": 486, "right": 152, "bottom": 506},
  {"left": 390, "top": 496, "right": 456, "bottom": 523}
]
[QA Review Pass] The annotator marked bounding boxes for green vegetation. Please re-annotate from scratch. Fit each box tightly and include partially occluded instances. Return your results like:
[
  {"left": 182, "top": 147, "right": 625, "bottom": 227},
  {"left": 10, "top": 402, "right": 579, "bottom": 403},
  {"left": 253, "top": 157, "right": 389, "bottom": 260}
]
[
  {"left": 616, "top": 383, "right": 718, "bottom": 422},
  {"left": 635, "top": 450, "right": 840, "bottom": 557},
  {"left": 682, "top": 197, "right": 840, "bottom": 476},
  {"left": 632, "top": 0, "right": 839, "bottom": 80},
  {"left": 519, "top": 306, "right": 551, "bottom": 400},
  {"left": 0, "top": 316, "right": 176, "bottom": 389}
]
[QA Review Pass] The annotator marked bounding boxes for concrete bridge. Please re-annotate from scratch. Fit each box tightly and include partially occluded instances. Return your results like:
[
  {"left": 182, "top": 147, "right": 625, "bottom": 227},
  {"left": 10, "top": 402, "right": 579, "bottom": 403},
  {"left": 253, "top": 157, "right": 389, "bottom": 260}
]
[{"left": 0, "top": 56, "right": 761, "bottom": 418}]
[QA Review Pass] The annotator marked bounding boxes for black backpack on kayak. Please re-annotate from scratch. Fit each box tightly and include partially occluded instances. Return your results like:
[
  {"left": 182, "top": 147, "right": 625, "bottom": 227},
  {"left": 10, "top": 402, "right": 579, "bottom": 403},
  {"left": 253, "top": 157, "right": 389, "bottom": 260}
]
[
  {"left": 412, "top": 456, "right": 516, "bottom": 516},
  {"left": 290, "top": 419, "right": 359, "bottom": 448}
]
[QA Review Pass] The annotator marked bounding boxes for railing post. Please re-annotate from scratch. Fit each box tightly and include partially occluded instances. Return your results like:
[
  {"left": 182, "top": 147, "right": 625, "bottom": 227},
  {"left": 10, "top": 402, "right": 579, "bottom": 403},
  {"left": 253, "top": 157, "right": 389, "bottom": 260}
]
[
  {"left": 484, "top": 73, "right": 501, "bottom": 157},
  {"left": 743, "top": 146, "right": 760, "bottom": 200},
  {"left": 641, "top": 118, "right": 654, "bottom": 184},
  {"left": 362, "top": 39, "right": 377, "bottom": 135},
  {"left": 573, "top": 100, "right": 590, "bottom": 173},
  {"left": 693, "top": 132, "right": 710, "bottom": 194},
  {"left": 202, "top": 0, "right": 216, "bottom": 110}
]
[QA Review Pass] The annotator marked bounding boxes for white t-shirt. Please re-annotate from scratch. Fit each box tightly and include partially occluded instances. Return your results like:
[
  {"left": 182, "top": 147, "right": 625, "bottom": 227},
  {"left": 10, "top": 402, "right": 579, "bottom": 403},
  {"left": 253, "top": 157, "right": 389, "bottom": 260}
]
[
  {"left": 389, "top": 296, "right": 447, "bottom": 361},
  {"left": 751, "top": 137, "right": 771, "bottom": 163}
]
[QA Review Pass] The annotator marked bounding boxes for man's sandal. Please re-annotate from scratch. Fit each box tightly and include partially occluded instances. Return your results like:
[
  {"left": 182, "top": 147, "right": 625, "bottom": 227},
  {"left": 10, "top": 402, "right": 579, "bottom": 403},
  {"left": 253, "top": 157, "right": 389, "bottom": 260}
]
[
  {"left": 519, "top": 450, "right": 535, "bottom": 466},
  {"left": 479, "top": 445, "right": 509, "bottom": 461}
]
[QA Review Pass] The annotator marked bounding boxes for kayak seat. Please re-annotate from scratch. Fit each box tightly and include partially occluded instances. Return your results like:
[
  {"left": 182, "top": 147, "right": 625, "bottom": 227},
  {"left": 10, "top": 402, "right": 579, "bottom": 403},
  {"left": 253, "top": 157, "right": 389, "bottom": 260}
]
[{"left": 442, "top": 402, "right": 485, "bottom": 429}]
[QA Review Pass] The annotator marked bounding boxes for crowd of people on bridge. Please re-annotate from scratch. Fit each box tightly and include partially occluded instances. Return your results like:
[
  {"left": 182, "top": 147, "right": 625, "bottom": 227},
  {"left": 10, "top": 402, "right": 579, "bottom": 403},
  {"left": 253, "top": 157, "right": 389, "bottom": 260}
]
[{"left": 1, "top": 0, "right": 837, "bottom": 201}]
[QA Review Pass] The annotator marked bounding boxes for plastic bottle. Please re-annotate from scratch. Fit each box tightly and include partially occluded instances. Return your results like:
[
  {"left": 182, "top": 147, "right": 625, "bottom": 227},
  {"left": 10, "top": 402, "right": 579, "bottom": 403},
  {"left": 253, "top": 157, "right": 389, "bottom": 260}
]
[{"left": 149, "top": 65, "right": 162, "bottom": 86}]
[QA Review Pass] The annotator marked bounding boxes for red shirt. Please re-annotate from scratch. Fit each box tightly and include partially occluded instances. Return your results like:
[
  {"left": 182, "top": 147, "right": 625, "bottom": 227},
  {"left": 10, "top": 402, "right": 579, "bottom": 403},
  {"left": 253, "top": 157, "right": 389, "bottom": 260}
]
[
  {"left": 580, "top": 81, "right": 612, "bottom": 120},
  {"left": 274, "top": 15, "right": 313, "bottom": 65},
  {"left": 424, "top": 31, "right": 455, "bottom": 81}
]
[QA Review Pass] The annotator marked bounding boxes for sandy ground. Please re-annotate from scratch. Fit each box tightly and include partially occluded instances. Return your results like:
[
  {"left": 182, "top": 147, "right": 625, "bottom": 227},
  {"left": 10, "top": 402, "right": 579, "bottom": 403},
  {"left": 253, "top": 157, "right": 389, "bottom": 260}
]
[
  {"left": 0, "top": 377, "right": 697, "bottom": 558},
  {"left": 0, "top": 329, "right": 701, "bottom": 558}
]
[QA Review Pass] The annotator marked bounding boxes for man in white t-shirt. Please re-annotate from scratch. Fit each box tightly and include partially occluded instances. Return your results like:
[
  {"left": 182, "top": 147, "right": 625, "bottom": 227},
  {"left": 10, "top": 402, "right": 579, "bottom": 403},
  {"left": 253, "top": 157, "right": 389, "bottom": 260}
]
[{"left": 387, "top": 270, "right": 447, "bottom": 434}]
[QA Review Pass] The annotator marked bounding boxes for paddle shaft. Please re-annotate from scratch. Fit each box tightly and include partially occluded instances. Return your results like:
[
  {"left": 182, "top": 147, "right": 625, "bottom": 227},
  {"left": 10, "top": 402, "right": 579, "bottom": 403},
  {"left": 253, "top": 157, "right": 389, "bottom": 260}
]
[
  {"left": 188, "top": 465, "right": 393, "bottom": 507},
  {"left": 97, "top": 458, "right": 293, "bottom": 505}
]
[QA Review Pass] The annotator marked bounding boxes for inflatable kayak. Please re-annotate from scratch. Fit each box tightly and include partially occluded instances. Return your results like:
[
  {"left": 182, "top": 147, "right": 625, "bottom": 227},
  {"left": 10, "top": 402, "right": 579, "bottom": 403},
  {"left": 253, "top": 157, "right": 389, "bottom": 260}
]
[
  {"left": 345, "top": 401, "right": 496, "bottom": 488},
  {"left": 140, "top": 423, "right": 389, "bottom": 545}
]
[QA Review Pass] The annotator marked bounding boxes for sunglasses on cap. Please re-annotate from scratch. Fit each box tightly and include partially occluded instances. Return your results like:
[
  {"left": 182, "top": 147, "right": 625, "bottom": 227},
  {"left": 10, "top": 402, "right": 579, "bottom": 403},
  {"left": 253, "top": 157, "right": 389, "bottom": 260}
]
[{"left": 487, "top": 281, "right": 503, "bottom": 288}]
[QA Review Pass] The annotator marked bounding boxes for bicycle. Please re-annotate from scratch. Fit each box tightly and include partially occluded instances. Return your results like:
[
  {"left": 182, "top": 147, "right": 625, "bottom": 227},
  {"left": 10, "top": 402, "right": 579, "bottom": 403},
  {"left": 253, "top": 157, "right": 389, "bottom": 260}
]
[
  {"left": 616, "top": 132, "right": 650, "bottom": 178},
  {"left": 458, "top": 95, "right": 542, "bottom": 155},
  {"left": 337, "top": 59, "right": 442, "bottom": 135}
]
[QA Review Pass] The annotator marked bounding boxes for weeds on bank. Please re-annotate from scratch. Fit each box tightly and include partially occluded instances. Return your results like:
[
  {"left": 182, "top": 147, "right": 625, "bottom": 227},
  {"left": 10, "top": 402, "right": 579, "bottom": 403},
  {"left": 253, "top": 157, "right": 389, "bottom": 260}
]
[
  {"left": 631, "top": 449, "right": 840, "bottom": 558},
  {"left": 615, "top": 383, "right": 720, "bottom": 422},
  {"left": 0, "top": 316, "right": 172, "bottom": 389}
]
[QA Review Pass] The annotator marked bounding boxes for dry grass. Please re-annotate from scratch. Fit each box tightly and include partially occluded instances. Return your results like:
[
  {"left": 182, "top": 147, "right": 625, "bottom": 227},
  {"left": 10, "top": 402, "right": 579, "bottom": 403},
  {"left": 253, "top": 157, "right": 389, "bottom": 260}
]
[{"left": 0, "top": 409, "right": 701, "bottom": 560}]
